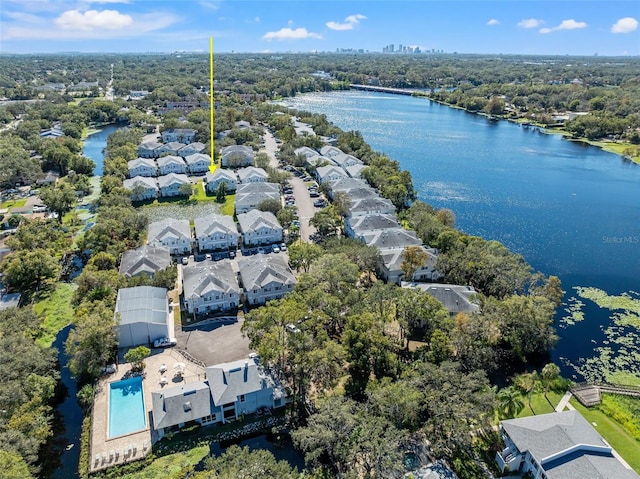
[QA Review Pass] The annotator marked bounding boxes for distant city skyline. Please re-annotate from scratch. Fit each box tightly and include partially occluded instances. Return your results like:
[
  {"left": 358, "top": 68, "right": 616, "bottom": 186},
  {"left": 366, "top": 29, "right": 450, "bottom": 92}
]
[{"left": 1, "top": 1, "right": 638, "bottom": 56}]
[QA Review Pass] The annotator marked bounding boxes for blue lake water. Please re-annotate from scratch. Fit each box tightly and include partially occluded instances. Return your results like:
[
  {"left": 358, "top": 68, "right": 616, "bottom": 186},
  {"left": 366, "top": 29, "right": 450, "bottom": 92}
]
[
  {"left": 282, "top": 91, "right": 640, "bottom": 379},
  {"left": 82, "top": 124, "right": 122, "bottom": 175}
]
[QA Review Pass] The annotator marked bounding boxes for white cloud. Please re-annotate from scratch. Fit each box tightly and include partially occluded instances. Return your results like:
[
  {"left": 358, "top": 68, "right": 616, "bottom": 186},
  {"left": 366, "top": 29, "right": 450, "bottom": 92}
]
[
  {"left": 87, "top": 0, "right": 131, "bottom": 4},
  {"left": 263, "top": 27, "right": 322, "bottom": 40},
  {"left": 518, "top": 18, "right": 543, "bottom": 29},
  {"left": 55, "top": 9, "right": 132, "bottom": 31},
  {"left": 611, "top": 17, "right": 638, "bottom": 34},
  {"left": 539, "top": 19, "right": 587, "bottom": 34},
  {"left": 326, "top": 13, "right": 367, "bottom": 31},
  {"left": 487, "top": 19, "right": 500, "bottom": 26},
  {"left": 3, "top": 9, "right": 178, "bottom": 40},
  {"left": 199, "top": 1, "right": 220, "bottom": 11}
]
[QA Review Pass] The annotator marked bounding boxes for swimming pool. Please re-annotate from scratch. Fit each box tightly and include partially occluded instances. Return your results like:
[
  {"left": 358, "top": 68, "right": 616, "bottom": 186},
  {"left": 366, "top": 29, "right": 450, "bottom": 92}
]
[{"left": 108, "top": 376, "right": 146, "bottom": 438}]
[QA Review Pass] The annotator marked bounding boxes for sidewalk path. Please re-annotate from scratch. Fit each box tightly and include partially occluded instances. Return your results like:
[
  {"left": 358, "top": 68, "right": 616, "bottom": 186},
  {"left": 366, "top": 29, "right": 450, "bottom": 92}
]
[{"left": 555, "top": 391, "right": 576, "bottom": 412}]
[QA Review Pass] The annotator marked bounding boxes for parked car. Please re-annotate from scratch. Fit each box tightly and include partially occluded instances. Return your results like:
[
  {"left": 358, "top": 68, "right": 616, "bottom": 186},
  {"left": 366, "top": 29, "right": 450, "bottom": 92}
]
[
  {"left": 285, "top": 323, "right": 301, "bottom": 334},
  {"left": 309, "top": 191, "right": 320, "bottom": 198},
  {"left": 154, "top": 337, "right": 177, "bottom": 348},
  {"left": 205, "top": 253, "right": 212, "bottom": 260},
  {"left": 280, "top": 243, "right": 287, "bottom": 251},
  {"left": 272, "top": 245, "right": 280, "bottom": 253},
  {"left": 314, "top": 199, "right": 327, "bottom": 207},
  {"left": 181, "top": 256, "right": 189, "bottom": 265},
  {"left": 229, "top": 250, "right": 236, "bottom": 258},
  {"left": 257, "top": 247, "right": 266, "bottom": 254}
]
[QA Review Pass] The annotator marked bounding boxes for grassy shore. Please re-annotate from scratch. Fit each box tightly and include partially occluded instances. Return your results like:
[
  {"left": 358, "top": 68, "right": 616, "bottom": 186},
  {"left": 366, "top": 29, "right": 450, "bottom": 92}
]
[
  {"left": 570, "top": 396, "right": 640, "bottom": 473},
  {"left": 515, "top": 391, "right": 564, "bottom": 418},
  {"left": 33, "top": 283, "right": 77, "bottom": 347}
]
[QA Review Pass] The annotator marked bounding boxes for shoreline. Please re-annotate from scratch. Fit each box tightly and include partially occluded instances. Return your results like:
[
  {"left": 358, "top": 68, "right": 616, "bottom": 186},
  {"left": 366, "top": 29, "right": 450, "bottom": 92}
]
[{"left": 362, "top": 88, "right": 640, "bottom": 165}]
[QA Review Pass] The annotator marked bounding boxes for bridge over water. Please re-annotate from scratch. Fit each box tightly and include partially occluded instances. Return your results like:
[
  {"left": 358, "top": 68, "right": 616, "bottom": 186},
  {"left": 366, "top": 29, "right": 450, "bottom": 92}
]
[{"left": 349, "top": 84, "right": 421, "bottom": 95}]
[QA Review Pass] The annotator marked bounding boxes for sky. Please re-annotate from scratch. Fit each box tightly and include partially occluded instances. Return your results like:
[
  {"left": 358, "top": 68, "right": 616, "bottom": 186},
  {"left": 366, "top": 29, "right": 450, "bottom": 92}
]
[{"left": 1, "top": 0, "right": 638, "bottom": 56}]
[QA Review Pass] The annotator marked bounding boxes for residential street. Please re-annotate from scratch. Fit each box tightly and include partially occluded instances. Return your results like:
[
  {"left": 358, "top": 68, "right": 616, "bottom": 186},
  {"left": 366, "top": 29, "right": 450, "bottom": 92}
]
[{"left": 261, "top": 129, "right": 317, "bottom": 242}]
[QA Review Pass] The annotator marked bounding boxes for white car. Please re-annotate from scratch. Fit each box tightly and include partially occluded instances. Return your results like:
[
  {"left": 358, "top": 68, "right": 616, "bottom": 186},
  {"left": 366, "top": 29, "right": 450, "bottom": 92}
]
[
  {"left": 272, "top": 245, "right": 280, "bottom": 253},
  {"left": 153, "top": 337, "right": 177, "bottom": 348},
  {"left": 181, "top": 256, "right": 189, "bottom": 265},
  {"left": 280, "top": 243, "right": 287, "bottom": 251}
]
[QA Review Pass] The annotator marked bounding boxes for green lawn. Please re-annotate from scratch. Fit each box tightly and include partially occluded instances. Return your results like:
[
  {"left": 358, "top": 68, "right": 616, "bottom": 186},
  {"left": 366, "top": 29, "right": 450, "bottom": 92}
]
[
  {"left": 0, "top": 198, "right": 27, "bottom": 210},
  {"left": 119, "top": 445, "right": 209, "bottom": 479},
  {"left": 570, "top": 398, "right": 640, "bottom": 474},
  {"left": 220, "top": 194, "right": 235, "bottom": 216},
  {"left": 516, "top": 391, "right": 564, "bottom": 418},
  {"left": 33, "top": 283, "right": 77, "bottom": 347},
  {"left": 190, "top": 181, "right": 216, "bottom": 202}
]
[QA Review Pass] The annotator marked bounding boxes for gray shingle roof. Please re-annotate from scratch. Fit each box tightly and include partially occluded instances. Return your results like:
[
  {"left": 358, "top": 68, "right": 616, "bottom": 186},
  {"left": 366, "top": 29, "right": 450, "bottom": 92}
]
[
  {"left": 123, "top": 176, "right": 158, "bottom": 191},
  {"left": 502, "top": 410, "right": 639, "bottom": 479},
  {"left": 128, "top": 157, "right": 156, "bottom": 170},
  {"left": 205, "top": 356, "right": 275, "bottom": 406},
  {"left": 115, "top": 286, "right": 168, "bottom": 325},
  {"left": 148, "top": 218, "right": 191, "bottom": 243},
  {"left": 182, "top": 260, "right": 239, "bottom": 298},
  {"left": 347, "top": 213, "right": 400, "bottom": 236},
  {"left": 157, "top": 173, "right": 190, "bottom": 188},
  {"left": 152, "top": 381, "right": 213, "bottom": 430},
  {"left": 157, "top": 155, "right": 186, "bottom": 168},
  {"left": 237, "top": 210, "right": 281, "bottom": 234},
  {"left": 236, "top": 166, "right": 268, "bottom": 183},
  {"left": 363, "top": 227, "right": 421, "bottom": 249},
  {"left": 238, "top": 255, "right": 295, "bottom": 291},
  {"left": 406, "top": 283, "right": 479, "bottom": 315},
  {"left": 235, "top": 182, "right": 280, "bottom": 210},
  {"left": 348, "top": 196, "right": 396, "bottom": 215},
  {"left": 193, "top": 213, "right": 238, "bottom": 239},
  {"left": 119, "top": 245, "right": 171, "bottom": 278},
  {"left": 207, "top": 169, "right": 237, "bottom": 182},
  {"left": 184, "top": 153, "right": 212, "bottom": 166}
]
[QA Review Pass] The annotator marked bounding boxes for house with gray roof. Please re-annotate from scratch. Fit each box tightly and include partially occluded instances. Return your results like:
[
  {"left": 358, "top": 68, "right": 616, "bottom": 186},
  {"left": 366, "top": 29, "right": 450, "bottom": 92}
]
[
  {"left": 152, "top": 381, "right": 215, "bottom": 438},
  {"left": 306, "top": 155, "right": 336, "bottom": 169},
  {"left": 114, "top": 286, "right": 171, "bottom": 348},
  {"left": 362, "top": 227, "right": 421, "bottom": 250},
  {"left": 151, "top": 355, "right": 286, "bottom": 440},
  {"left": 497, "top": 410, "right": 639, "bottom": 479},
  {"left": 327, "top": 177, "right": 372, "bottom": 199},
  {"left": 119, "top": 245, "right": 171, "bottom": 279},
  {"left": 194, "top": 213, "right": 239, "bottom": 252},
  {"left": 237, "top": 210, "right": 282, "bottom": 247},
  {"left": 185, "top": 153, "right": 211, "bottom": 175},
  {"left": 148, "top": 218, "right": 192, "bottom": 255},
  {"left": 405, "top": 283, "right": 480, "bottom": 316},
  {"left": 206, "top": 169, "right": 237, "bottom": 193},
  {"left": 158, "top": 173, "right": 191, "bottom": 197},
  {"left": 344, "top": 213, "right": 400, "bottom": 240},
  {"left": 162, "top": 128, "right": 196, "bottom": 143},
  {"left": 238, "top": 255, "right": 295, "bottom": 306},
  {"left": 128, "top": 157, "right": 157, "bottom": 178},
  {"left": 379, "top": 245, "right": 440, "bottom": 285},
  {"left": 221, "top": 145, "right": 253, "bottom": 167},
  {"left": 347, "top": 196, "right": 396, "bottom": 217},
  {"left": 236, "top": 166, "right": 268, "bottom": 184},
  {"left": 138, "top": 140, "right": 162, "bottom": 158},
  {"left": 123, "top": 176, "right": 158, "bottom": 202},
  {"left": 178, "top": 142, "right": 206, "bottom": 157},
  {"left": 157, "top": 155, "right": 187, "bottom": 175},
  {"left": 155, "top": 142, "right": 186, "bottom": 157},
  {"left": 316, "top": 165, "right": 348, "bottom": 184},
  {"left": 319, "top": 145, "right": 343, "bottom": 159},
  {"left": 234, "top": 182, "right": 280, "bottom": 214},
  {"left": 294, "top": 146, "right": 319, "bottom": 161},
  {"left": 345, "top": 163, "right": 366, "bottom": 178},
  {"left": 182, "top": 260, "right": 240, "bottom": 315},
  {"left": 332, "top": 153, "right": 363, "bottom": 169}
]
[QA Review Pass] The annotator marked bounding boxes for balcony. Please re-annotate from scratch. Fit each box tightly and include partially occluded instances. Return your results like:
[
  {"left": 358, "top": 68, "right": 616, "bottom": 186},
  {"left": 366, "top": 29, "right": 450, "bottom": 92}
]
[{"left": 496, "top": 446, "right": 522, "bottom": 474}]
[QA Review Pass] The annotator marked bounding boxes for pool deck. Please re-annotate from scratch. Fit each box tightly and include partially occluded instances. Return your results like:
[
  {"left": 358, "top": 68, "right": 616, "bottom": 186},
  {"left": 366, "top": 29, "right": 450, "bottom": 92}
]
[{"left": 90, "top": 348, "right": 206, "bottom": 473}]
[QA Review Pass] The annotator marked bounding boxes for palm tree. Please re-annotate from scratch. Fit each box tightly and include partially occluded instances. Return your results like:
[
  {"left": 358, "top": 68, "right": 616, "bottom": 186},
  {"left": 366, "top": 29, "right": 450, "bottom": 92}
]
[
  {"left": 515, "top": 371, "right": 539, "bottom": 414},
  {"left": 497, "top": 386, "right": 525, "bottom": 419},
  {"left": 541, "top": 363, "right": 561, "bottom": 401}
]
